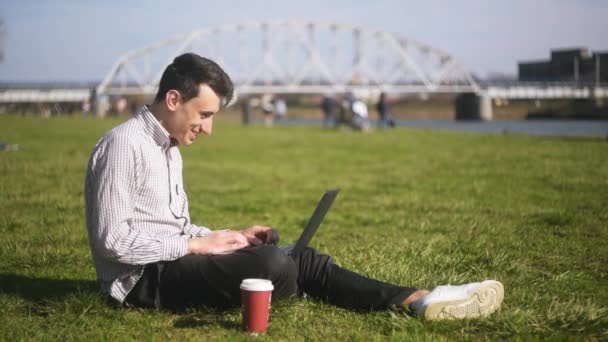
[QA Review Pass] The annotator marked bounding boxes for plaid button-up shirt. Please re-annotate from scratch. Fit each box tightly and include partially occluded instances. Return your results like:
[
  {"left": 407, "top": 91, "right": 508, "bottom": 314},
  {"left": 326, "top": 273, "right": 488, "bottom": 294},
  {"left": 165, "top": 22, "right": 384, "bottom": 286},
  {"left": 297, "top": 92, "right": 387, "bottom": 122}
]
[{"left": 85, "top": 105, "right": 212, "bottom": 304}]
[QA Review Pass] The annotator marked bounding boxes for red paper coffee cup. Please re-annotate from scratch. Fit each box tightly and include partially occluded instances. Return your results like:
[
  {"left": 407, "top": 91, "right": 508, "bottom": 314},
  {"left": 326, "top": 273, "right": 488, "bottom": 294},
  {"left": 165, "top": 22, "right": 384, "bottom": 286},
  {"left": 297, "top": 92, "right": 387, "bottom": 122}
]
[{"left": 240, "top": 279, "right": 274, "bottom": 334}]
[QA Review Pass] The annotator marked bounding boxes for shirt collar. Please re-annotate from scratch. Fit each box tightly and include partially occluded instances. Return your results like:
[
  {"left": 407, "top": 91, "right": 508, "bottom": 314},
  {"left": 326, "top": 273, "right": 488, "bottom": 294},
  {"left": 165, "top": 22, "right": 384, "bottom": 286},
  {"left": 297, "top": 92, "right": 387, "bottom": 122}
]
[{"left": 135, "top": 105, "right": 172, "bottom": 150}]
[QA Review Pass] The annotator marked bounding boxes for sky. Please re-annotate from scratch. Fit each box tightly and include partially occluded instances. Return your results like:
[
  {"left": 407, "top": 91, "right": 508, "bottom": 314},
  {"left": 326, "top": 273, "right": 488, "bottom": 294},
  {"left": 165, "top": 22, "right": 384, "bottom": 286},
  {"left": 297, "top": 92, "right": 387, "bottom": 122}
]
[{"left": 0, "top": 0, "right": 607, "bottom": 82}]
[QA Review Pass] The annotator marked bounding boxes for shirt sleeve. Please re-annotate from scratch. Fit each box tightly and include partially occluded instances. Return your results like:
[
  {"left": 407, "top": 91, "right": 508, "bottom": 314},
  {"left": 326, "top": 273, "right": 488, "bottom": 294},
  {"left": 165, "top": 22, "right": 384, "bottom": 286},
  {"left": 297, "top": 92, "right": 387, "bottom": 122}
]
[
  {"left": 86, "top": 135, "right": 188, "bottom": 265},
  {"left": 183, "top": 223, "right": 213, "bottom": 238}
]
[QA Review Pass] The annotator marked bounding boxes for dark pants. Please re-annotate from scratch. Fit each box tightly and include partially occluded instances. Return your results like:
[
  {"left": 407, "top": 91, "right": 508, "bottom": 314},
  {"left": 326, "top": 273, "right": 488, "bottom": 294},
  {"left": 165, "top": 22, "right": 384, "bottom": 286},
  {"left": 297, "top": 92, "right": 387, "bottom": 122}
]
[{"left": 124, "top": 245, "right": 416, "bottom": 311}]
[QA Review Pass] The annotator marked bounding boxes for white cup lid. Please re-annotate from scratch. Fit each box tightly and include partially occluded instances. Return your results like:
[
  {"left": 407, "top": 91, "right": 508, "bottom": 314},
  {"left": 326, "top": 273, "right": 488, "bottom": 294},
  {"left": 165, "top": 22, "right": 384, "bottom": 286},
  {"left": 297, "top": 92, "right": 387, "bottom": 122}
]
[{"left": 240, "top": 278, "right": 274, "bottom": 291}]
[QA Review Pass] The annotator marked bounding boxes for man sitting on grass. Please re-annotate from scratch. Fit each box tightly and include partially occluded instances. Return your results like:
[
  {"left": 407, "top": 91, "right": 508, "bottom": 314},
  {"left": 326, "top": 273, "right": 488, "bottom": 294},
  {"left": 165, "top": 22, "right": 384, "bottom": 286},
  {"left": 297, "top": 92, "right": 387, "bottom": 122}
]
[{"left": 84, "top": 52, "right": 504, "bottom": 320}]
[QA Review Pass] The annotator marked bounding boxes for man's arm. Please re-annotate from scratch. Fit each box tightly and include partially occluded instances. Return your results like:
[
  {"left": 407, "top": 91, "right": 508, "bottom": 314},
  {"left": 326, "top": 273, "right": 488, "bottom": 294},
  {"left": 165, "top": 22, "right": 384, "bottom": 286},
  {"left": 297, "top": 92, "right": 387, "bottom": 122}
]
[
  {"left": 87, "top": 136, "right": 188, "bottom": 265},
  {"left": 183, "top": 223, "right": 213, "bottom": 238},
  {"left": 186, "top": 226, "right": 278, "bottom": 255},
  {"left": 187, "top": 230, "right": 250, "bottom": 255}
]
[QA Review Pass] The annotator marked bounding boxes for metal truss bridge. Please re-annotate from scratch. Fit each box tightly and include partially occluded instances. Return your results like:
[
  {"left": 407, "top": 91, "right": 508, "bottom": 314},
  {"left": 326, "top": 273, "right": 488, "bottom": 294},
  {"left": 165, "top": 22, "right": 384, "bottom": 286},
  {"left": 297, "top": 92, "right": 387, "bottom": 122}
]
[
  {"left": 95, "top": 20, "right": 607, "bottom": 107},
  {"left": 96, "top": 20, "right": 481, "bottom": 98}
]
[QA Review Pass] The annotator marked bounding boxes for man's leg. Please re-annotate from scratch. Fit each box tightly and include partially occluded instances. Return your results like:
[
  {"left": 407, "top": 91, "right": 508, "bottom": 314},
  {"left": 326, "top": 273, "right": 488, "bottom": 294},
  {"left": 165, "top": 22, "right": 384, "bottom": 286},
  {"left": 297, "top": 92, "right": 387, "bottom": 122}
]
[
  {"left": 292, "top": 247, "right": 504, "bottom": 319},
  {"left": 153, "top": 244, "right": 418, "bottom": 311},
  {"left": 158, "top": 245, "right": 298, "bottom": 311},
  {"left": 292, "top": 247, "right": 418, "bottom": 311}
]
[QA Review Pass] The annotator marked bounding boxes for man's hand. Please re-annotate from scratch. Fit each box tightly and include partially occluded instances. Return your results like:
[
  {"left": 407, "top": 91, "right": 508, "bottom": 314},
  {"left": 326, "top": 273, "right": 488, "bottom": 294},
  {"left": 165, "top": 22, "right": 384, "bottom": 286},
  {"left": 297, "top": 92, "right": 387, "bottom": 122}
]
[
  {"left": 187, "top": 230, "right": 250, "bottom": 255},
  {"left": 240, "top": 225, "right": 280, "bottom": 246}
]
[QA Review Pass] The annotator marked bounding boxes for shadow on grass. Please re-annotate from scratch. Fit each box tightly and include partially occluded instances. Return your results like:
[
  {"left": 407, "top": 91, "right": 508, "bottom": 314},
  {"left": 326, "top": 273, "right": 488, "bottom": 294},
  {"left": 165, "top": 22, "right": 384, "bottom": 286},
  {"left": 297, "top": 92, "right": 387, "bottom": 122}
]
[
  {"left": 0, "top": 273, "right": 98, "bottom": 302},
  {"left": 173, "top": 314, "right": 241, "bottom": 330}
]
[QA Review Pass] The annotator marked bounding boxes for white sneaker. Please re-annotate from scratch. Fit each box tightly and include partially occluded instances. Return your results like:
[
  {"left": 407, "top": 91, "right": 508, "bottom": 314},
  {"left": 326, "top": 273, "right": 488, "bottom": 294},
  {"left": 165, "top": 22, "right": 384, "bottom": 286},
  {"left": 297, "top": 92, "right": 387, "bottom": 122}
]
[{"left": 411, "top": 280, "right": 504, "bottom": 320}]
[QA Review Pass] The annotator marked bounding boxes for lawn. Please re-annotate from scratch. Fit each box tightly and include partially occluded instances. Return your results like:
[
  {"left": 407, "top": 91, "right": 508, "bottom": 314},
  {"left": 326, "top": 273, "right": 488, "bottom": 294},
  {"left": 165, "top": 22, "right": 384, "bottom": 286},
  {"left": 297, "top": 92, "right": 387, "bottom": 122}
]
[{"left": 1, "top": 114, "right": 607, "bottom": 340}]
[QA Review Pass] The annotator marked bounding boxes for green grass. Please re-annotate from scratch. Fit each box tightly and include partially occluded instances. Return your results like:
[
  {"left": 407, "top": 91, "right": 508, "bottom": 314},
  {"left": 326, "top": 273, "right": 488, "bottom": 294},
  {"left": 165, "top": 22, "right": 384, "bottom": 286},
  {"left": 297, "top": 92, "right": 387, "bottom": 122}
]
[{"left": 1, "top": 114, "right": 607, "bottom": 341}]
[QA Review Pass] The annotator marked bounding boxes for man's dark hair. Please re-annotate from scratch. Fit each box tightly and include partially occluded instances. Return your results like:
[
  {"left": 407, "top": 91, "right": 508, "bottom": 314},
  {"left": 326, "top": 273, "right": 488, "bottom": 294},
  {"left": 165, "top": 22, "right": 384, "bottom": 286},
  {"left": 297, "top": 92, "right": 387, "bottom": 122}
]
[{"left": 154, "top": 53, "right": 234, "bottom": 106}]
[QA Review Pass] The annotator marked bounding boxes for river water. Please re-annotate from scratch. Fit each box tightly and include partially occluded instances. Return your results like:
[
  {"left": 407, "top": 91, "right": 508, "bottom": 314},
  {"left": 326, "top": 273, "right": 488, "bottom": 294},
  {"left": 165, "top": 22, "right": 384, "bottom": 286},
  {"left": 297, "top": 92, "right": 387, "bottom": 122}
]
[
  {"left": 394, "top": 119, "right": 608, "bottom": 137},
  {"left": 273, "top": 118, "right": 608, "bottom": 137}
]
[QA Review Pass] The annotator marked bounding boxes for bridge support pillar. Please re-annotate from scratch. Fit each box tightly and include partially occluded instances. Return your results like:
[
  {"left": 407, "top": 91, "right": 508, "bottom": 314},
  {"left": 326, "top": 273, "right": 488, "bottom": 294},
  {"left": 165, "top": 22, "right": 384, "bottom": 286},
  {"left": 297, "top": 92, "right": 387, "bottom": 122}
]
[
  {"left": 455, "top": 93, "right": 493, "bottom": 121},
  {"left": 592, "top": 87, "right": 605, "bottom": 108}
]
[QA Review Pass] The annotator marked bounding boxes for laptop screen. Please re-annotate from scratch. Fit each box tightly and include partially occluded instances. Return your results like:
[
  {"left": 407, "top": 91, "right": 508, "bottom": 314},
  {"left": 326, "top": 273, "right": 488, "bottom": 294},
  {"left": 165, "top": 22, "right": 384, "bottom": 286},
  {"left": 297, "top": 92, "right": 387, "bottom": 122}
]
[{"left": 292, "top": 188, "right": 340, "bottom": 254}]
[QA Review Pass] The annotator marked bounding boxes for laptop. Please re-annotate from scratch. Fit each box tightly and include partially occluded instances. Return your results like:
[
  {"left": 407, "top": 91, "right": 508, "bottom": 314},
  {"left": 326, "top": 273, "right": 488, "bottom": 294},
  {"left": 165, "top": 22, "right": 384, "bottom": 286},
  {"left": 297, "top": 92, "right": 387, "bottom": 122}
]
[{"left": 280, "top": 188, "right": 340, "bottom": 255}]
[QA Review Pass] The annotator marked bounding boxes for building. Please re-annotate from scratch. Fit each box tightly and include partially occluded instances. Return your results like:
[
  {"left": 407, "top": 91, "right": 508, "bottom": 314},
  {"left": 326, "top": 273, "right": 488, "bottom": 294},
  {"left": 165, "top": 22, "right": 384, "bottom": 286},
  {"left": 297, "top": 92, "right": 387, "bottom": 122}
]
[{"left": 519, "top": 48, "right": 607, "bottom": 83}]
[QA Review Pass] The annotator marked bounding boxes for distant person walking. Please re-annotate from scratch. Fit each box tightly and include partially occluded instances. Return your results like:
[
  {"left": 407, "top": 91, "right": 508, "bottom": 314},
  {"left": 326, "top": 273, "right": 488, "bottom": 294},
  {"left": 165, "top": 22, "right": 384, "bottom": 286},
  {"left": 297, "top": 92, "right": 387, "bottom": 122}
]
[
  {"left": 376, "top": 92, "right": 395, "bottom": 129},
  {"left": 261, "top": 94, "right": 274, "bottom": 127},
  {"left": 336, "top": 92, "right": 356, "bottom": 129},
  {"left": 321, "top": 95, "right": 337, "bottom": 128},
  {"left": 273, "top": 98, "right": 287, "bottom": 122},
  {"left": 351, "top": 98, "right": 371, "bottom": 132},
  {"left": 241, "top": 97, "right": 252, "bottom": 126}
]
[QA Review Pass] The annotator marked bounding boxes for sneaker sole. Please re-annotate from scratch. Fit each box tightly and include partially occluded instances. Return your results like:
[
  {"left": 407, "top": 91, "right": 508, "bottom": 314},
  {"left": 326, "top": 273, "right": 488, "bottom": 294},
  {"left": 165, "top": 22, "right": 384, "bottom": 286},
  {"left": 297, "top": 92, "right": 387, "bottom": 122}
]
[{"left": 422, "top": 280, "right": 504, "bottom": 320}]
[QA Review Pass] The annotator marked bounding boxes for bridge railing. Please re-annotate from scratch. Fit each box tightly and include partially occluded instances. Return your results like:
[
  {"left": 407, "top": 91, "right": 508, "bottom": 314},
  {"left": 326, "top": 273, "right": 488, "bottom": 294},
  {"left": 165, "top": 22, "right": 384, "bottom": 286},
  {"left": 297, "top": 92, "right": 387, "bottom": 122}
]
[
  {"left": 481, "top": 81, "right": 608, "bottom": 99},
  {"left": 479, "top": 80, "right": 608, "bottom": 89}
]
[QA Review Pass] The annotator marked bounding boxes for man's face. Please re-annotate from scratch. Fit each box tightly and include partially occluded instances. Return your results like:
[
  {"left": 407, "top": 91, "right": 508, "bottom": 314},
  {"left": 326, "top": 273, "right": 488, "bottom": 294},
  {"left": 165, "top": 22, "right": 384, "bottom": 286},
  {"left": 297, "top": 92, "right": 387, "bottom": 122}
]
[{"left": 164, "top": 84, "right": 220, "bottom": 145}]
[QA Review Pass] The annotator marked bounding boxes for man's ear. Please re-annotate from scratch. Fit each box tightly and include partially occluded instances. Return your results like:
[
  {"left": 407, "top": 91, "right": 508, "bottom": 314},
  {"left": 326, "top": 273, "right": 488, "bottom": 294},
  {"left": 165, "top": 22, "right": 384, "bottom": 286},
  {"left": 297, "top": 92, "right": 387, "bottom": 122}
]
[{"left": 166, "top": 90, "right": 181, "bottom": 111}]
